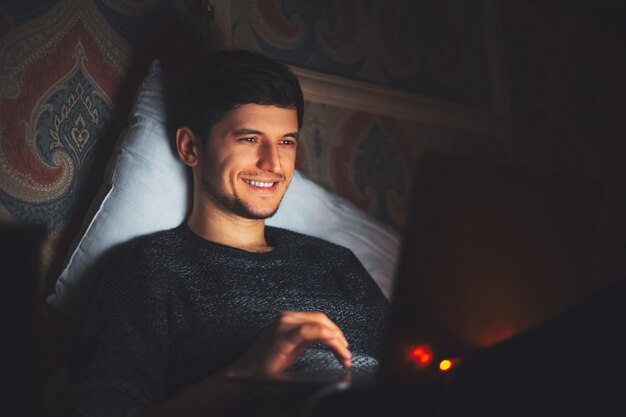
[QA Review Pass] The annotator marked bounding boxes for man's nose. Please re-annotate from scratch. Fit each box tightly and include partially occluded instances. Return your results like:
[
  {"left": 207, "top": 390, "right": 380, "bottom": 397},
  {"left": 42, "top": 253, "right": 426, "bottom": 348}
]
[{"left": 257, "top": 142, "right": 281, "bottom": 173}]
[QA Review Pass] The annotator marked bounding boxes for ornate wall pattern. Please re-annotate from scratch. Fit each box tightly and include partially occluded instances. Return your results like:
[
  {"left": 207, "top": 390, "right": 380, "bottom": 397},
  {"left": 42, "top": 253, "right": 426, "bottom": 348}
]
[
  {"left": 1, "top": 0, "right": 131, "bottom": 294},
  {"left": 298, "top": 101, "right": 501, "bottom": 228},
  {"left": 0, "top": 0, "right": 201, "bottom": 295},
  {"left": 232, "top": 0, "right": 492, "bottom": 107}
]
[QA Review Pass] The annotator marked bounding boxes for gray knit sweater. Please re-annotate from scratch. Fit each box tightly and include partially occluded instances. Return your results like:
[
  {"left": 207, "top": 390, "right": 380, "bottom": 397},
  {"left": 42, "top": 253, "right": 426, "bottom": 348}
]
[{"left": 66, "top": 224, "right": 391, "bottom": 417}]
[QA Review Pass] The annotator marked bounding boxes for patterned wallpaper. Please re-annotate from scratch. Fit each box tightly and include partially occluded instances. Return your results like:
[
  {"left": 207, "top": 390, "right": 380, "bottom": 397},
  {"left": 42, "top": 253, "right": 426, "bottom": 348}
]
[
  {"left": 296, "top": 101, "right": 499, "bottom": 228},
  {"left": 0, "top": 0, "right": 207, "bottom": 296},
  {"left": 2, "top": 1, "right": 121, "bottom": 293},
  {"left": 232, "top": 0, "right": 493, "bottom": 107}
]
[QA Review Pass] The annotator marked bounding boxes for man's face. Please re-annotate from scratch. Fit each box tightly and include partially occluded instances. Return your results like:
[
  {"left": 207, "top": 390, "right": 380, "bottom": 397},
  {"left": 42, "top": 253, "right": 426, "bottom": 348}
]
[{"left": 196, "top": 103, "right": 299, "bottom": 220}]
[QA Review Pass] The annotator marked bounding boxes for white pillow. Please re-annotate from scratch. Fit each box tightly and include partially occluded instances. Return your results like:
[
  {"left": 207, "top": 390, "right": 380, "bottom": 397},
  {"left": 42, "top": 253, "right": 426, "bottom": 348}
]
[{"left": 47, "top": 60, "right": 401, "bottom": 320}]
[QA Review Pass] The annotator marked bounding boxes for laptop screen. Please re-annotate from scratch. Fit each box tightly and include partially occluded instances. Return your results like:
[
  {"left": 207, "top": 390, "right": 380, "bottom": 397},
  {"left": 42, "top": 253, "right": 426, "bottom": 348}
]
[{"left": 378, "top": 152, "right": 603, "bottom": 384}]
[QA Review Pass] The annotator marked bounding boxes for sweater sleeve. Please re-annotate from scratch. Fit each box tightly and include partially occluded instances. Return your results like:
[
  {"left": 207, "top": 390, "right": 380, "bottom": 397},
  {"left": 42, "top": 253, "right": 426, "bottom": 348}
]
[{"left": 66, "top": 244, "right": 171, "bottom": 417}]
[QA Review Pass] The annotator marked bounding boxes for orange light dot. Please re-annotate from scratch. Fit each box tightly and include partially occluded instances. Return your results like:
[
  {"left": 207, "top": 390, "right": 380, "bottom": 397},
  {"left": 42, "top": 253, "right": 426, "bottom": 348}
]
[
  {"left": 408, "top": 345, "right": 433, "bottom": 367},
  {"left": 439, "top": 359, "right": 453, "bottom": 372}
]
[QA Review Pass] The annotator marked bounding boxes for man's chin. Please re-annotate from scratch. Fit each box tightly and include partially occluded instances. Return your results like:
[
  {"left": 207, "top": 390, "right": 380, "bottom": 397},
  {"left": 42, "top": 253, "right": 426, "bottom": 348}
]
[
  {"left": 237, "top": 204, "right": 280, "bottom": 220},
  {"left": 212, "top": 192, "right": 282, "bottom": 220},
  {"left": 240, "top": 211, "right": 276, "bottom": 220}
]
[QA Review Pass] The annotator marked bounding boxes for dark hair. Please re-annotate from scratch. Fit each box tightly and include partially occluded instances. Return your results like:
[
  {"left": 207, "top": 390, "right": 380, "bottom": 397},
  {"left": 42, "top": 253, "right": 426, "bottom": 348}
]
[{"left": 176, "top": 49, "right": 304, "bottom": 142}]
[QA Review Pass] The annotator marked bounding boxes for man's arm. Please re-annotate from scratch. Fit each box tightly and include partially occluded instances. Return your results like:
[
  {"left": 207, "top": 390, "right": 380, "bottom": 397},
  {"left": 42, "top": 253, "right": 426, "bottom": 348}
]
[{"left": 141, "top": 311, "right": 351, "bottom": 417}]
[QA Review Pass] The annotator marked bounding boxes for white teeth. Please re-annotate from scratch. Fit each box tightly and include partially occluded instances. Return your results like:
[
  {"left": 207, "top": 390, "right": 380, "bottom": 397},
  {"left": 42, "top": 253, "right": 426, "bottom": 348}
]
[{"left": 245, "top": 180, "right": 274, "bottom": 188}]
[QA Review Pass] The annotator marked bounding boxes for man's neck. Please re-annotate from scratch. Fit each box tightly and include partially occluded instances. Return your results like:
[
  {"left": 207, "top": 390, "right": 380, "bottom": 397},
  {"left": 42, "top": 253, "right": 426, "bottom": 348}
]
[{"left": 186, "top": 204, "right": 273, "bottom": 253}]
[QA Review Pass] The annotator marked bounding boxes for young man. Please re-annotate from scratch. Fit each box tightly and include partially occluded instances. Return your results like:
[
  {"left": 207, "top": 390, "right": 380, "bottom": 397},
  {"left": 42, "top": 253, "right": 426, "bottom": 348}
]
[{"left": 66, "top": 50, "right": 390, "bottom": 417}]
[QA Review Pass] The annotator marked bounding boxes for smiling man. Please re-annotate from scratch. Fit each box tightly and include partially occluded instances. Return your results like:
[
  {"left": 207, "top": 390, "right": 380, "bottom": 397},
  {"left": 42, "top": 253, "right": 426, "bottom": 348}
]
[
  {"left": 179, "top": 103, "right": 299, "bottom": 251},
  {"left": 66, "top": 50, "right": 391, "bottom": 417}
]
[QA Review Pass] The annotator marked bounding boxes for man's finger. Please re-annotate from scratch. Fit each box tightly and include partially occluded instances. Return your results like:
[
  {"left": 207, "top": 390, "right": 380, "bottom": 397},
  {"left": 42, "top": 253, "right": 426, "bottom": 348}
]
[
  {"left": 282, "top": 322, "right": 352, "bottom": 367},
  {"left": 276, "top": 311, "right": 349, "bottom": 347}
]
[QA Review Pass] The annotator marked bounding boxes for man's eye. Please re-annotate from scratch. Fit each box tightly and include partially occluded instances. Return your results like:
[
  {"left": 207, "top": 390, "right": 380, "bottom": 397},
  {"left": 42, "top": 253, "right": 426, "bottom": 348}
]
[
  {"left": 280, "top": 139, "right": 296, "bottom": 145},
  {"left": 239, "top": 137, "right": 256, "bottom": 142}
]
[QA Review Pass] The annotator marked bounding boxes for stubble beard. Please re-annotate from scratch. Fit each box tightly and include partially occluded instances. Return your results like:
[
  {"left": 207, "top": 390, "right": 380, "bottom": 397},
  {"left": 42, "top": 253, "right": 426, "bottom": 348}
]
[{"left": 201, "top": 177, "right": 282, "bottom": 220}]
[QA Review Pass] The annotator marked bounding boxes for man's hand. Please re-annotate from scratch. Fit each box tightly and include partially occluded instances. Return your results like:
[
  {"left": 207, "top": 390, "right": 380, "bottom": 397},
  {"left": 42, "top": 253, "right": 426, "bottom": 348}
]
[{"left": 225, "top": 311, "right": 352, "bottom": 377}]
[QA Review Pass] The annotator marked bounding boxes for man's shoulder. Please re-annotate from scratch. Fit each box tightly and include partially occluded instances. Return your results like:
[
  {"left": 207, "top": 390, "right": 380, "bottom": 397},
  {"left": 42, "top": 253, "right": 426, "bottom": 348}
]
[
  {"left": 89, "top": 226, "right": 188, "bottom": 302},
  {"left": 108, "top": 225, "right": 186, "bottom": 262}
]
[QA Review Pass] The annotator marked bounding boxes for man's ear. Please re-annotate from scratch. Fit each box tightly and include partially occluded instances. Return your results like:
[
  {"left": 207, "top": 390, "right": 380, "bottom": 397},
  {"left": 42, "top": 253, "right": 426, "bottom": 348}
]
[{"left": 176, "top": 126, "right": 199, "bottom": 167}]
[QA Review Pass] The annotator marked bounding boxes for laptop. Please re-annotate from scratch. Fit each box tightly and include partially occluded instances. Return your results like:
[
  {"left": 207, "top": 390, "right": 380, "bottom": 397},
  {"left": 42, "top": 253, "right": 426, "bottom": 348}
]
[
  {"left": 225, "top": 151, "right": 606, "bottom": 391},
  {"left": 376, "top": 151, "right": 605, "bottom": 386}
]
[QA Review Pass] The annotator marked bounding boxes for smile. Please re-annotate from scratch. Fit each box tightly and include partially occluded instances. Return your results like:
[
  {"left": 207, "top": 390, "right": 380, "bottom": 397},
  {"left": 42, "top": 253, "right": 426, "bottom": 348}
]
[{"left": 244, "top": 179, "right": 275, "bottom": 188}]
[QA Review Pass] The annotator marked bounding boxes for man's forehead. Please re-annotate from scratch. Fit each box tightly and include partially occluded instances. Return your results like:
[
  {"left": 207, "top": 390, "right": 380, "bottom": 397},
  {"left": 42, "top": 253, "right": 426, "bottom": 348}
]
[{"left": 219, "top": 103, "right": 299, "bottom": 132}]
